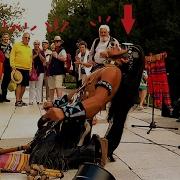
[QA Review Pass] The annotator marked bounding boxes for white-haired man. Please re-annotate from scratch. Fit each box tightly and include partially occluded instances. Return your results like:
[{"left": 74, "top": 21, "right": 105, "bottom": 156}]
[{"left": 88, "top": 24, "right": 120, "bottom": 72}]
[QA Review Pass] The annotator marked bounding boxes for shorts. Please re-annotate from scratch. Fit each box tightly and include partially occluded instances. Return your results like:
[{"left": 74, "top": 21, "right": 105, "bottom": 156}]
[
  {"left": 17, "top": 68, "right": 29, "bottom": 86},
  {"left": 48, "top": 75, "right": 64, "bottom": 89},
  {"left": 139, "top": 85, "right": 147, "bottom": 91}
]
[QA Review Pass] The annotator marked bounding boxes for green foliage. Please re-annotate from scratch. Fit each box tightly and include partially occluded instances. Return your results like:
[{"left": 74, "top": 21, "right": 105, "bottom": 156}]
[
  {"left": 46, "top": 0, "right": 180, "bottom": 76},
  {"left": 46, "top": 0, "right": 92, "bottom": 46},
  {"left": 0, "top": 2, "right": 25, "bottom": 39},
  {"left": 63, "top": 73, "right": 76, "bottom": 89},
  {"left": 46, "top": 0, "right": 123, "bottom": 56},
  {"left": 64, "top": 73, "right": 76, "bottom": 83},
  {"left": 63, "top": 83, "right": 77, "bottom": 89}
]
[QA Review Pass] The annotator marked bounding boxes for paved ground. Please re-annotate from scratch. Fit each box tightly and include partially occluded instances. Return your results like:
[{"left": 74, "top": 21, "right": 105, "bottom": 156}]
[{"left": 0, "top": 89, "right": 180, "bottom": 180}]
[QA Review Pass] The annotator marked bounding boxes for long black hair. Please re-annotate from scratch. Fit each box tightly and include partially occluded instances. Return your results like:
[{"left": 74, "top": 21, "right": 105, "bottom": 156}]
[{"left": 106, "top": 44, "right": 145, "bottom": 155}]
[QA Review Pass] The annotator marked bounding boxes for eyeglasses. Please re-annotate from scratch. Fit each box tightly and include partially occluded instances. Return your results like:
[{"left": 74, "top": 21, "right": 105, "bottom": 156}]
[{"left": 54, "top": 40, "right": 61, "bottom": 43}]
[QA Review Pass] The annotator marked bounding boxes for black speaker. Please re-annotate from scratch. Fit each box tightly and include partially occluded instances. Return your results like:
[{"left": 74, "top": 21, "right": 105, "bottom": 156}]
[{"left": 73, "top": 162, "right": 116, "bottom": 180}]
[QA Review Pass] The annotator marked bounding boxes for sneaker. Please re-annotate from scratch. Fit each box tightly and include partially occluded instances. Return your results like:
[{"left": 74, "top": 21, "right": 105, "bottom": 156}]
[
  {"left": 0, "top": 97, "right": 10, "bottom": 102},
  {"left": 21, "top": 101, "right": 28, "bottom": 106},
  {"left": 4, "top": 99, "right": 10, "bottom": 102},
  {"left": 37, "top": 102, "right": 43, "bottom": 105},
  {"left": 137, "top": 105, "right": 144, "bottom": 110},
  {"left": 15, "top": 101, "right": 23, "bottom": 107}
]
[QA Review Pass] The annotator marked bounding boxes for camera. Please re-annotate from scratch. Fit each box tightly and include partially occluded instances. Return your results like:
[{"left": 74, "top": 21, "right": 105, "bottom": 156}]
[{"left": 110, "top": 42, "right": 115, "bottom": 47}]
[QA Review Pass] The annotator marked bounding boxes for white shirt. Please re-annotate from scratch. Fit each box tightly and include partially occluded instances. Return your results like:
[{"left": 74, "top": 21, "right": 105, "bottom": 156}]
[
  {"left": 94, "top": 41, "right": 109, "bottom": 64},
  {"left": 43, "top": 49, "right": 52, "bottom": 63},
  {"left": 89, "top": 37, "right": 120, "bottom": 64}
]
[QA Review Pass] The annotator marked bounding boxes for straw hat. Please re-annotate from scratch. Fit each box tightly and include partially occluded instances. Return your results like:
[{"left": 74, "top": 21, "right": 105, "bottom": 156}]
[
  {"left": 11, "top": 70, "right": 23, "bottom": 84},
  {"left": 8, "top": 81, "right": 17, "bottom": 92}
]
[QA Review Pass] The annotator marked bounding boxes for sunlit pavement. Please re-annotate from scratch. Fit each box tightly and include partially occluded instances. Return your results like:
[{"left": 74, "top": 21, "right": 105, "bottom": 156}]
[{"left": 0, "top": 89, "right": 180, "bottom": 180}]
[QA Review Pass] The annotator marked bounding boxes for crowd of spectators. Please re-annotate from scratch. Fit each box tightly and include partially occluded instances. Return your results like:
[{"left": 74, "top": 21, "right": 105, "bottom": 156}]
[{"left": 0, "top": 25, "right": 179, "bottom": 124}]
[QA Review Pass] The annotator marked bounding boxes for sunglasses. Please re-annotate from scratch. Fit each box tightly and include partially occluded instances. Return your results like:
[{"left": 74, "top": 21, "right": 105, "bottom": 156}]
[
  {"left": 24, "top": 37, "right": 30, "bottom": 40},
  {"left": 54, "top": 40, "right": 61, "bottom": 43}
]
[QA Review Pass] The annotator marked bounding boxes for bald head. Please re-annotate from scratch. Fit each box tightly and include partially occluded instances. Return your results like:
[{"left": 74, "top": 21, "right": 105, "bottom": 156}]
[{"left": 22, "top": 32, "right": 30, "bottom": 45}]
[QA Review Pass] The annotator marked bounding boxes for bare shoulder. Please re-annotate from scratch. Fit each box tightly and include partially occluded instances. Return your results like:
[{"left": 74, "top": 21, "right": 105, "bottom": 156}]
[{"left": 85, "top": 66, "right": 121, "bottom": 86}]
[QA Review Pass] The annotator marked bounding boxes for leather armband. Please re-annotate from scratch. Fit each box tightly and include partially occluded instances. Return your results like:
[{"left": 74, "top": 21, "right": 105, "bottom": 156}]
[
  {"left": 53, "top": 94, "right": 68, "bottom": 108},
  {"left": 60, "top": 101, "right": 86, "bottom": 123},
  {"left": 95, "top": 80, "right": 112, "bottom": 96}
]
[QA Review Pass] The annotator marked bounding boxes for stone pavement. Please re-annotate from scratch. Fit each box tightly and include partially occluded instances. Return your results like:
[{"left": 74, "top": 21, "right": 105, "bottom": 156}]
[{"left": 0, "top": 89, "right": 180, "bottom": 180}]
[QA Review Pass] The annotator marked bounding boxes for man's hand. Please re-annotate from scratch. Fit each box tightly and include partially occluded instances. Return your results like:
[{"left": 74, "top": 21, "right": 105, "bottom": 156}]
[
  {"left": 74, "top": 60, "right": 81, "bottom": 65},
  {"left": 44, "top": 107, "right": 65, "bottom": 121},
  {"left": 100, "top": 51, "right": 109, "bottom": 58},
  {"left": 43, "top": 101, "right": 53, "bottom": 111},
  {"left": 119, "top": 58, "right": 129, "bottom": 64},
  {"left": 114, "top": 58, "right": 129, "bottom": 66},
  {"left": 52, "top": 51, "right": 58, "bottom": 58},
  {"left": 75, "top": 56, "right": 80, "bottom": 61},
  {"left": 88, "top": 60, "right": 96, "bottom": 66},
  {"left": 12, "top": 67, "right": 16, "bottom": 71}
]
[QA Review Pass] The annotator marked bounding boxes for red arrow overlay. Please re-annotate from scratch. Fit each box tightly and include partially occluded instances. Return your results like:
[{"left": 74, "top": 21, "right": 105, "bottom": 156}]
[{"left": 121, "top": 4, "right": 135, "bottom": 34}]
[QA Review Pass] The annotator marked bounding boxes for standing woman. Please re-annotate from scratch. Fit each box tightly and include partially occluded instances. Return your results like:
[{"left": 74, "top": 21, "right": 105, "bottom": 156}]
[
  {"left": 75, "top": 41, "right": 91, "bottom": 85},
  {"left": 138, "top": 69, "right": 148, "bottom": 109},
  {"left": 29, "top": 40, "right": 46, "bottom": 105}
]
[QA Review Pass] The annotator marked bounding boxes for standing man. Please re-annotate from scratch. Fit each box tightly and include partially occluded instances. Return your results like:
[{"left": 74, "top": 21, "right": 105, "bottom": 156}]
[
  {"left": 88, "top": 25, "right": 121, "bottom": 160},
  {"left": 42, "top": 39, "right": 52, "bottom": 100},
  {"left": 88, "top": 25, "right": 120, "bottom": 72},
  {"left": 48, "top": 36, "right": 67, "bottom": 101},
  {"left": 88, "top": 25, "right": 144, "bottom": 161},
  {"left": 10, "top": 32, "right": 32, "bottom": 107},
  {"left": 0, "top": 33, "right": 12, "bottom": 102}
]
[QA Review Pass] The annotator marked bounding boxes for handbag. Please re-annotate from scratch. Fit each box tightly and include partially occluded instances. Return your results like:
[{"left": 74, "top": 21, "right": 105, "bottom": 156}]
[
  {"left": 0, "top": 50, "right": 5, "bottom": 79},
  {"left": 29, "top": 65, "right": 38, "bottom": 81},
  {"left": 0, "top": 62, "right": 3, "bottom": 79}
]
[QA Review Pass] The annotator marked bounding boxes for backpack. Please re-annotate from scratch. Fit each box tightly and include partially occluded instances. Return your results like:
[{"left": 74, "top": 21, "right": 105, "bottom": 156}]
[{"left": 92, "top": 37, "right": 116, "bottom": 61}]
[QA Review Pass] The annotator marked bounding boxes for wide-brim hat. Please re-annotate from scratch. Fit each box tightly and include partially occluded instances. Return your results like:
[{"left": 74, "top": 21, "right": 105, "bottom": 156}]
[
  {"left": 42, "top": 39, "right": 49, "bottom": 44},
  {"left": 11, "top": 69, "right": 23, "bottom": 84},
  {"left": 8, "top": 81, "right": 17, "bottom": 92}
]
